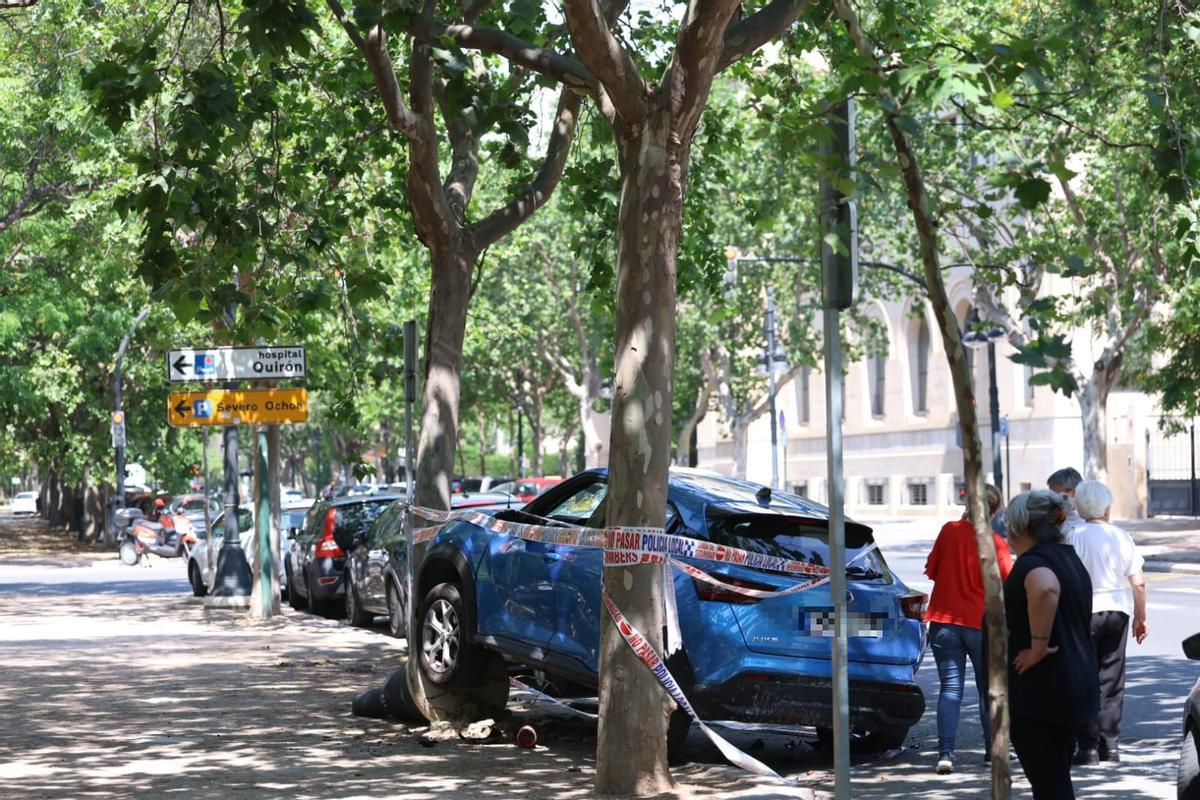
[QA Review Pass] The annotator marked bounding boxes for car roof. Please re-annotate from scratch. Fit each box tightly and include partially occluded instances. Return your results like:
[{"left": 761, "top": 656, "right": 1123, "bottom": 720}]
[
  {"left": 319, "top": 493, "right": 403, "bottom": 508},
  {"left": 572, "top": 467, "right": 873, "bottom": 536}
]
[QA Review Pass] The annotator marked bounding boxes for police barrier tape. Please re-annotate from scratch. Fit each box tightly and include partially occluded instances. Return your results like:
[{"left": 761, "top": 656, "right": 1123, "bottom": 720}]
[
  {"left": 602, "top": 589, "right": 787, "bottom": 781},
  {"left": 402, "top": 503, "right": 878, "bottom": 783},
  {"left": 509, "top": 677, "right": 599, "bottom": 720},
  {"left": 408, "top": 504, "right": 876, "bottom": 603},
  {"left": 406, "top": 504, "right": 834, "bottom": 581}
]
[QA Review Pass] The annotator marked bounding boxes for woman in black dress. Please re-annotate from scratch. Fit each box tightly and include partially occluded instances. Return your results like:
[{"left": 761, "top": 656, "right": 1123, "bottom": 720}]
[{"left": 1004, "top": 490, "right": 1100, "bottom": 799}]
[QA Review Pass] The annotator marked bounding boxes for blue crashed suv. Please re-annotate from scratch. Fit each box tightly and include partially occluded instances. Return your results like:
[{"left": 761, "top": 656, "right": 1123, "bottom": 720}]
[{"left": 412, "top": 467, "right": 927, "bottom": 751}]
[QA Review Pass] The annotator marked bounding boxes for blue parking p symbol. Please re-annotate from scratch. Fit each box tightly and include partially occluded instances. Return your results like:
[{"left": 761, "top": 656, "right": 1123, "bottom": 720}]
[{"left": 193, "top": 399, "right": 214, "bottom": 418}]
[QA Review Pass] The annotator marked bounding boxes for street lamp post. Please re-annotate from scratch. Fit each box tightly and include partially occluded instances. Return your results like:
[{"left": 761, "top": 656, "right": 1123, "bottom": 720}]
[
  {"left": 111, "top": 307, "right": 151, "bottom": 528},
  {"left": 962, "top": 324, "right": 1006, "bottom": 498},
  {"left": 762, "top": 288, "right": 787, "bottom": 490}
]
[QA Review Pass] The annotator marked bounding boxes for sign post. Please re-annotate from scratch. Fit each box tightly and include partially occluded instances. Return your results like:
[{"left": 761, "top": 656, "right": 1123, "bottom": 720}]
[{"left": 819, "top": 96, "right": 857, "bottom": 800}]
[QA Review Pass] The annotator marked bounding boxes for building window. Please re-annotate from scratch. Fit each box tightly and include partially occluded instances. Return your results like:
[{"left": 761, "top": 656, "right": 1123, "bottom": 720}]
[
  {"left": 866, "top": 482, "right": 886, "bottom": 505},
  {"left": 868, "top": 351, "right": 886, "bottom": 418},
  {"left": 792, "top": 482, "right": 808, "bottom": 498},
  {"left": 797, "top": 366, "right": 811, "bottom": 424},
  {"left": 908, "top": 481, "right": 929, "bottom": 506},
  {"left": 913, "top": 316, "right": 930, "bottom": 413},
  {"left": 1024, "top": 363, "right": 1035, "bottom": 407}
]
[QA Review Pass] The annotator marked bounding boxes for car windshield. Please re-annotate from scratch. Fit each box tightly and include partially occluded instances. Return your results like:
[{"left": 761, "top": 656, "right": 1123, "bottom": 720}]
[
  {"left": 175, "top": 498, "right": 216, "bottom": 515},
  {"left": 207, "top": 507, "right": 254, "bottom": 537},
  {"left": 704, "top": 511, "right": 888, "bottom": 581},
  {"left": 17, "top": 492, "right": 36, "bottom": 499},
  {"left": 459, "top": 478, "right": 483, "bottom": 493}
]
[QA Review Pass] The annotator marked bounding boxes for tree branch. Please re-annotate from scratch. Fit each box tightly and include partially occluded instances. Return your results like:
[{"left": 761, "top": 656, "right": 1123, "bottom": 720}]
[
  {"left": 668, "top": 0, "right": 743, "bottom": 134},
  {"left": 324, "top": 0, "right": 365, "bottom": 51},
  {"left": 339, "top": 14, "right": 427, "bottom": 142},
  {"left": 408, "top": 17, "right": 597, "bottom": 93},
  {"left": 564, "top": 0, "right": 647, "bottom": 123},
  {"left": 472, "top": 88, "right": 583, "bottom": 247},
  {"left": 716, "top": 0, "right": 812, "bottom": 73}
]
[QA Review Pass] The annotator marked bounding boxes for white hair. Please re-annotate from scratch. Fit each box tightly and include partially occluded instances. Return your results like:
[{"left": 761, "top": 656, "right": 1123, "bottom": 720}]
[{"left": 1075, "top": 480, "right": 1114, "bottom": 520}]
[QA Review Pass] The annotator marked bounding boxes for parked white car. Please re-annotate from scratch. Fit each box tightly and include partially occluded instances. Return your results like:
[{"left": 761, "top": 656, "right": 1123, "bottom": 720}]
[
  {"left": 185, "top": 507, "right": 289, "bottom": 598},
  {"left": 11, "top": 491, "right": 38, "bottom": 515}
]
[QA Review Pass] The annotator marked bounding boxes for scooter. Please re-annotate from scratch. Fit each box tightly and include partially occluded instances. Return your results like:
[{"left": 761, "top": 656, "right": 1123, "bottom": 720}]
[{"left": 116, "top": 509, "right": 196, "bottom": 566}]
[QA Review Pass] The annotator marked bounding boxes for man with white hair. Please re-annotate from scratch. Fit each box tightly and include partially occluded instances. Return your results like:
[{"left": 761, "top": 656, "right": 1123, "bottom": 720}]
[{"left": 1068, "top": 479, "right": 1148, "bottom": 765}]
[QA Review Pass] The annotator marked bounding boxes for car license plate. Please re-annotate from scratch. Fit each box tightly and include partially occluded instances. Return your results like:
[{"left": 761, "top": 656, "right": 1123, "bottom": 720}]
[{"left": 802, "top": 608, "right": 890, "bottom": 638}]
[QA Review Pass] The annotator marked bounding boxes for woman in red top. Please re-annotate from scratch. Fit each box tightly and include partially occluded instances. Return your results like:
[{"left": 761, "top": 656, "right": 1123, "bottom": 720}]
[{"left": 924, "top": 484, "right": 1013, "bottom": 774}]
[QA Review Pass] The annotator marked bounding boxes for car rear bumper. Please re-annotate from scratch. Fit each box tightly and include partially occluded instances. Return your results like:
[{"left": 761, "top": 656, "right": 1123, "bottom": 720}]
[
  {"left": 692, "top": 674, "right": 925, "bottom": 731},
  {"left": 311, "top": 558, "right": 346, "bottom": 601}
]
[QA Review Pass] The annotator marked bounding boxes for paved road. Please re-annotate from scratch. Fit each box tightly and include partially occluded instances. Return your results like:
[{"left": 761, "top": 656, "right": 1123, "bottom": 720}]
[{"left": 0, "top": 512, "right": 1193, "bottom": 799}]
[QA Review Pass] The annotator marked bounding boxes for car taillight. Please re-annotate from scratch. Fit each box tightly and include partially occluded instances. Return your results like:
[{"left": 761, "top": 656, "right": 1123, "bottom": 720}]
[
  {"left": 691, "top": 574, "right": 776, "bottom": 605},
  {"left": 316, "top": 509, "right": 343, "bottom": 558},
  {"left": 900, "top": 592, "right": 928, "bottom": 621}
]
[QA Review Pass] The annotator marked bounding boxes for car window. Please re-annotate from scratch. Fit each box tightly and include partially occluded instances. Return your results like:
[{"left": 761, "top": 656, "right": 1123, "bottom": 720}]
[
  {"left": 704, "top": 511, "right": 886, "bottom": 580},
  {"left": 544, "top": 482, "right": 608, "bottom": 524},
  {"left": 460, "top": 478, "right": 483, "bottom": 493},
  {"left": 336, "top": 500, "right": 391, "bottom": 540},
  {"left": 366, "top": 504, "right": 400, "bottom": 546}
]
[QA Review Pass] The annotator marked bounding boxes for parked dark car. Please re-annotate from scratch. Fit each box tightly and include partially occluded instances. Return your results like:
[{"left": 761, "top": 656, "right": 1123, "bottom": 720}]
[
  {"left": 345, "top": 502, "right": 409, "bottom": 636},
  {"left": 286, "top": 494, "right": 400, "bottom": 616},
  {"left": 1181, "top": 632, "right": 1200, "bottom": 800},
  {"left": 344, "top": 492, "right": 520, "bottom": 635},
  {"left": 410, "top": 467, "right": 927, "bottom": 756}
]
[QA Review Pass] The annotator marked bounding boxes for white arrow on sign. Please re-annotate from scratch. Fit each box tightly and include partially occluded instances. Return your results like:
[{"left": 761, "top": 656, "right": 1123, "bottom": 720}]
[{"left": 167, "top": 346, "right": 307, "bottom": 383}]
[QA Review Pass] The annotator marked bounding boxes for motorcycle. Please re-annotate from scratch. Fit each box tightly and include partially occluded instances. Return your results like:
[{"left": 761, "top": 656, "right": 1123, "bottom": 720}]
[{"left": 116, "top": 508, "right": 197, "bottom": 566}]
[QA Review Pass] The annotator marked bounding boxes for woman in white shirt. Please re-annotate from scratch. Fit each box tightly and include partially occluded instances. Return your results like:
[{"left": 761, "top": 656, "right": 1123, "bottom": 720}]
[{"left": 1068, "top": 480, "right": 1148, "bottom": 765}]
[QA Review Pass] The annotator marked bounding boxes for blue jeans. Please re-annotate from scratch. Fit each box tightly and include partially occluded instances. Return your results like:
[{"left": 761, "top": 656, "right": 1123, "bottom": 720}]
[{"left": 930, "top": 622, "right": 990, "bottom": 754}]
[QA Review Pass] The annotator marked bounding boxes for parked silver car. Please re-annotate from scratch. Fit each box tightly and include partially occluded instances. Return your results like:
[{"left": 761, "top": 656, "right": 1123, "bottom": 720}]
[{"left": 185, "top": 508, "right": 288, "bottom": 598}]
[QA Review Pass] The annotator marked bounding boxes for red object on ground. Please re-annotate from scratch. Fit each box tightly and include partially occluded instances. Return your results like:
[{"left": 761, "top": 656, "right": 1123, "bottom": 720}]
[{"left": 516, "top": 725, "right": 537, "bottom": 748}]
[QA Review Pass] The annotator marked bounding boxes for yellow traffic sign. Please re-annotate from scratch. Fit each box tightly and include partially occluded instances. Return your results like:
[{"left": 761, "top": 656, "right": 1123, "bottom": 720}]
[{"left": 167, "top": 389, "right": 309, "bottom": 427}]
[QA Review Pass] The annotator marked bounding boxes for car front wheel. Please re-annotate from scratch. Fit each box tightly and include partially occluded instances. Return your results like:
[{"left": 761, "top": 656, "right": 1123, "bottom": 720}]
[
  {"left": 1181, "top": 725, "right": 1200, "bottom": 800},
  {"left": 188, "top": 561, "right": 207, "bottom": 597},
  {"left": 417, "top": 582, "right": 485, "bottom": 687}
]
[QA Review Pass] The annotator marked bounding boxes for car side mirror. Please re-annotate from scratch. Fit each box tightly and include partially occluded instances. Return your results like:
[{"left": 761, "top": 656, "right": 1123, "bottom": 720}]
[{"left": 1184, "top": 632, "right": 1200, "bottom": 661}]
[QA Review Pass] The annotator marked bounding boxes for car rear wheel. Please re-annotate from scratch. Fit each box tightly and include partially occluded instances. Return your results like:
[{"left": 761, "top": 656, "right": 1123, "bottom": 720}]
[
  {"left": 1181, "top": 725, "right": 1200, "bottom": 800},
  {"left": 286, "top": 564, "right": 307, "bottom": 610},
  {"left": 188, "top": 561, "right": 207, "bottom": 598},
  {"left": 346, "top": 574, "right": 371, "bottom": 627},
  {"left": 417, "top": 582, "right": 485, "bottom": 687},
  {"left": 386, "top": 580, "right": 407, "bottom": 639}
]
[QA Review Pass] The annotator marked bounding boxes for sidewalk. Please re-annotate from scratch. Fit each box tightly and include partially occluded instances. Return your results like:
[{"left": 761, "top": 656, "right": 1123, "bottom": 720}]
[{"left": 1117, "top": 516, "right": 1200, "bottom": 574}]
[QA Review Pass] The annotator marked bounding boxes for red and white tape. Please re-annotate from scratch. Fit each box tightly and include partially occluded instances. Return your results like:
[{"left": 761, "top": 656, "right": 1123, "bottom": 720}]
[{"left": 602, "top": 590, "right": 789, "bottom": 782}]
